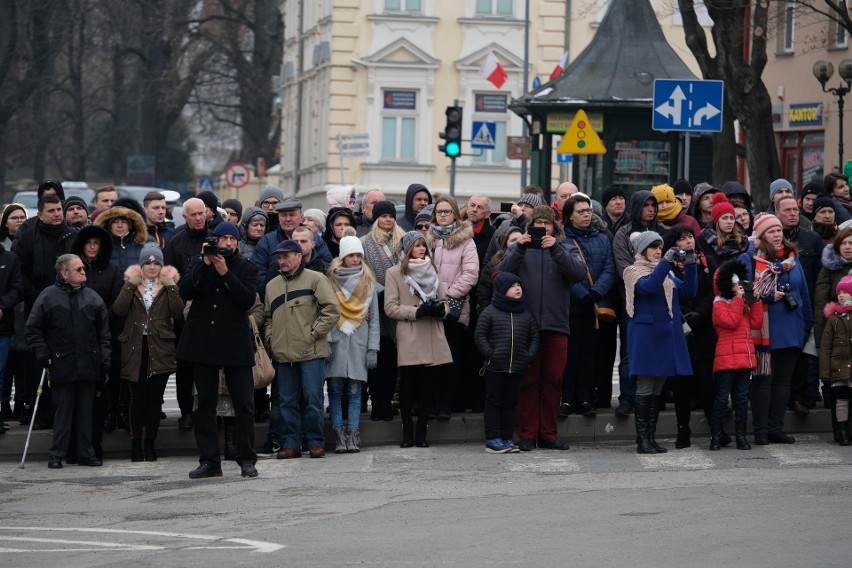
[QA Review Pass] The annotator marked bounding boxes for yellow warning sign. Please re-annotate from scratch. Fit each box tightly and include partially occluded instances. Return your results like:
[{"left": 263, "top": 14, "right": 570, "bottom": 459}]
[{"left": 556, "top": 109, "right": 606, "bottom": 154}]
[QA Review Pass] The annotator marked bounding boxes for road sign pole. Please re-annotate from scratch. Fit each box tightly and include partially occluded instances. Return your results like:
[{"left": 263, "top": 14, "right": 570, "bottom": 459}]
[{"left": 683, "top": 132, "right": 691, "bottom": 180}]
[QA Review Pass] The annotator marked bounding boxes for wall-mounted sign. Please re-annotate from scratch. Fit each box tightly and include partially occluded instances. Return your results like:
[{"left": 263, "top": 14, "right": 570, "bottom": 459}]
[
  {"left": 383, "top": 90, "right": 417, "bottom": 110},
  {"left": 772, "top": 104, "right": 783, "bottom": 128},
  {"left": 474, "top": 94, "right": 507, "bottom": 113},
  {"left": 547, "top": 111, "right": 604, "bottom": 133},
  {"left": 788, "top": 103, "right": 823, "bottom": 127}
]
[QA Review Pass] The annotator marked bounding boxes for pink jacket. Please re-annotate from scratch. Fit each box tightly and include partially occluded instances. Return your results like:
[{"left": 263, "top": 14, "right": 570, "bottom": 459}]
[{"left": 428, "top": 221, "right": 480, "bottom": 327}]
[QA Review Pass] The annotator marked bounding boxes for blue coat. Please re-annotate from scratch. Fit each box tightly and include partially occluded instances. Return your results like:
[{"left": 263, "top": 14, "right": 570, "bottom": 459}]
[
  {"left": 563, "top": 223, "right": 615, "bottom": 314},
  {"left": 739, "top": 246, "right": 812, "bottom": 350},
  {"left": 627, "top": 260, "right": 697, "bottom": 378}
]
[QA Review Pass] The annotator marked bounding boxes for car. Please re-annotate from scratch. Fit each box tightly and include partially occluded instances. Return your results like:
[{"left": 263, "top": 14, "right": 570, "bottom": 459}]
[{"left": 10, "top": 191, "right": 38, "bottom": 219}]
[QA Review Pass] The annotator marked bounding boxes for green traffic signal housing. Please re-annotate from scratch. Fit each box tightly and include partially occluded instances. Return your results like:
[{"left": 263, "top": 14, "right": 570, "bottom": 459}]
[{"left": 439, "top": 105, "right": 463, "bottom": 158}]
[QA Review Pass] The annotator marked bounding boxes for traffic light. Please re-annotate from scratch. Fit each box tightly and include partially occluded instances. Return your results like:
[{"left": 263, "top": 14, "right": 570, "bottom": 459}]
[{"left": 439, "top": 105, "right": 463, "bottom": 158}]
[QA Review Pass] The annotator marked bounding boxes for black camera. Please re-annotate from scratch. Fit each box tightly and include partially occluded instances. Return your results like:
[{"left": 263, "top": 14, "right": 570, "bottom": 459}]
[
  {"left": 741, "top": 280, "right": 758, "bottom": 305},
  {"left": 202, "top": 236, "right": 230, "bottom": 256},
  {"left": 777, "top": 282, "right": 798, "bottom": 310}
]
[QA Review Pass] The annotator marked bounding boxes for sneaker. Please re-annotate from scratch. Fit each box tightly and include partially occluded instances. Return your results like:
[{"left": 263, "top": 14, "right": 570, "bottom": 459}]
[
  {"left": 579, "top": 402, "right": 596, "bottom": 417},
  {"left": 256, "top": 440, "right": 281, "bottom": 459},
  {"left": 558, "top": 403, "right": 572, "bottom": 417},
  {"left": 537, "top": 438, "right": 570, "bottom": 450},
  {"left": 485, "top": 438, "right": 510, "bottom": 453},
  {"left": 503, "top": 439, "right": 520, "bottom": 453},
  {"left": 518, "top": 438, "right": 536, "bottom": 452}
]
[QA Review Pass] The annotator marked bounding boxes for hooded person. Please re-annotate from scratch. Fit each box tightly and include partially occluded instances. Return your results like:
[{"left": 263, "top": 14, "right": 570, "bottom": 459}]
[
  {"left": 94, "top": 206, "right": 150, "bottom": 273},
  {"left": 690, "top": 182, "right": 720, "bottom": 227},
  {"left": 70, "top": 225, "right": 122, "bottom": 311},
  {"left": 721, "top": 180, "right": 753, "bottom": 213},
  {"left": 399, "top": 183, "right": 433, "bottom": 231},
  {"left": 652, "top": 183, "right": 701, "bottom": 235},
  {"left": 323, "top": 207, "right": 356, "bottom": 258},
  {"left": 237, "top": 206, "right": 267, "bottom": 260},
  {"left": 326, "top": 185, "right": 355, "bottom": 210}
]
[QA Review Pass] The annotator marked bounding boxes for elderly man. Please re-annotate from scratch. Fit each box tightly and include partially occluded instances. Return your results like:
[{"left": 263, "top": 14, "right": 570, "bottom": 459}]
[
  {"left": 466, "top": 194, "right": 494, "bottom": 266},
  {"left": 264, "top": 239, "right": 338, "bottom": 459},
  {"left": 26, "top": 253, "right": 111, "bottom": 468},
  {"left": 178, "top": 222, "right": 259, "bottom": 479},
  {"left": 355, "top": 188, "right": 387, "bottom": 237},
  {"left": 551, "top": 182, "right": 578, "bottom": 221},
  {"left": 251, "top": 198, "right": 333, "bottom": 293}
]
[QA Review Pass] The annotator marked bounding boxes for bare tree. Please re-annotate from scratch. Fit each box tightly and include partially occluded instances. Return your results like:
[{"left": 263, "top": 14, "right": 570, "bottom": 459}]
[{"left": 678, "top": 0, "right": 781, "bottom": 212}]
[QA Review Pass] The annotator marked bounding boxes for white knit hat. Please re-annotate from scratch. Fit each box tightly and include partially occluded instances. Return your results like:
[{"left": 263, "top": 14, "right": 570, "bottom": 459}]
[{"left": 338, "top": 235, "right": 364, "bottom": 259}]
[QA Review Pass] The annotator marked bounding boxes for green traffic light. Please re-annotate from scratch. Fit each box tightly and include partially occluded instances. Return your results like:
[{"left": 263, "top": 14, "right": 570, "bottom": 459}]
[{"left": 445, "top": 141, "right": 460, "bottom": 157}]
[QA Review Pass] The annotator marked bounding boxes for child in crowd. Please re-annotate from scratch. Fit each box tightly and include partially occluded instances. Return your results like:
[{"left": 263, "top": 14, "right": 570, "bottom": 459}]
[
  {"left": 818, "top": 275, "right": 852, "bottom": 446},
  {"left": 474, "top": 272, "right": 540, "bottom": 453},
  {"left": 711, "top": 260, "right": 763, "bottom": 451},
  {"left": 325, "top": 233, "right": 381, "bottom": 453}
]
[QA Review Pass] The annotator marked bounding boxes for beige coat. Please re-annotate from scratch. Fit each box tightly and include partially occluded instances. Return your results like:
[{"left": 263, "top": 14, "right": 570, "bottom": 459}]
[{"left": 383, "top": 264, "right": 452, "bottom": 367}]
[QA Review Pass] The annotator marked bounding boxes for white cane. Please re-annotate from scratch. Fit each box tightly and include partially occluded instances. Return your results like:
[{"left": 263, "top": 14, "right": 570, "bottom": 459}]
[{"left": 19, "top": 368, "right": 48, "bottom": 469}]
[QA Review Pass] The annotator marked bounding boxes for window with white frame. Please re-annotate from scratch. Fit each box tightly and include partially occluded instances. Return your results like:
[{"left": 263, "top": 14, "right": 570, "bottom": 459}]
[
  {"left": 385, "top": 0, "right": 422, "bottom": 13},
  {"left": 475, "top": 0, "right": 513, "bottom": 17},
  {"left": 381, "top": 90, "right": 418, "bottom": 162},
  {"left": 783, "top": 1, "right": 795, "bottom": 53},
  {"left": 471, "top": 93, "right": 508, "bottom": 165}
]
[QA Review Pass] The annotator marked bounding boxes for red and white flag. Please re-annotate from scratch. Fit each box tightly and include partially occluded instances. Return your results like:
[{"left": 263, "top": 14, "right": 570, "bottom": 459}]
[
  {"left": 480, "top": 52, "right": 507, "bottom": 89},
  {"left": 550, "top": 51, "right": 568, "bottom": 81}
]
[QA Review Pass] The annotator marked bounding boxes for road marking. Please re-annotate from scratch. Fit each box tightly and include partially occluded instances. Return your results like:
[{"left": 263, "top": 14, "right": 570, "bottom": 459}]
[
  {"left": 508, "top": 458, "right": 581, "bottom": 473},
  {"left": 762, "top": 444, "right": 845, "bottom": 467},
  {"left": 0, "top": 527, "right": 284, "bottom": 553},
  {"left": 0, "top": 536, "right": 162, "bottom": 552},
  {"left": 637, "top": 447, "right": 716, "bottom": 470}
]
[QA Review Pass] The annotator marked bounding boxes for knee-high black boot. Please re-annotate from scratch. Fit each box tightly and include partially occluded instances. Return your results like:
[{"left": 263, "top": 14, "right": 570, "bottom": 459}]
[
  {"left": 634, "top": 396, "right": 655, "bottom": 454},
  {"left": 648, "top": 396, "right": 667, "bottom": 453}
]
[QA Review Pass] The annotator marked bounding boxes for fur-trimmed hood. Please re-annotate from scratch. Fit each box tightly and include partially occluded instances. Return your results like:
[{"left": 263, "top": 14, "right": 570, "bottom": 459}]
[
  {"left": 821, "top": 243, "right": 852, "bottom": 272},
  {"left": 71, "top": 225, "right": 113, "bottom": 266},
  {"left": 427, "top": 220, "right": 474, "bottom": 250},
  {"left": 94, "top": 206, "right": 148, "bottom": 245},
  {"left": 124, "top": 264, "right": 180, "bottom": 284},
  {"left": 714, "top": 259, "right": 747, "bottom": 299}
]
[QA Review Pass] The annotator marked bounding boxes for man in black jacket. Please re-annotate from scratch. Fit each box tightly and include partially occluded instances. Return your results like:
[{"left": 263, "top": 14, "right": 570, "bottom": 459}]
[
  {"left": 26, "top": 254, "right": 111, "bottom": 468},
  {"left": 178, "top": 222, "right": 258, "bottom": 479}
]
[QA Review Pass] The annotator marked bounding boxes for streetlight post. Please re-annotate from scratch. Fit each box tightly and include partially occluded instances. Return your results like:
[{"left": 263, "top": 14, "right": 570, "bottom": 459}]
[{"left": 813, "top": 59, "right": 852, "bottom": 170}]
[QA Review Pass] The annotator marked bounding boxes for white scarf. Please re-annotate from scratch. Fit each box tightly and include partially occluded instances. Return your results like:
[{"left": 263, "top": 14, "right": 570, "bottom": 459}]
[{"left": 404, "top": 258, "right": 439, "bottom": 302}]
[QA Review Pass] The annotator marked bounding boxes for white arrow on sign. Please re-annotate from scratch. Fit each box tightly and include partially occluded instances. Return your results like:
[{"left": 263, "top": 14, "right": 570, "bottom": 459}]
[
  {"left": 655, "top": 86, "right": 686, "bottom": 126},
  {"left": 692, "top": 102, "right": 721, "bottom": 127}
]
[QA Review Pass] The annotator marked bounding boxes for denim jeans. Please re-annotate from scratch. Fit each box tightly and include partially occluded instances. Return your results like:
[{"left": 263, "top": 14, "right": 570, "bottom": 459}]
[
  {"left": 276, "top": 359, "right": 326, "bottom": 449},
  {"left": 0, "top": 335, "right": 10, "bottom": 404},
  {"left": 327, "top": 377, "right": 362, "bottom": 430},
  {"left": 713, "top": 369, "right": 751, "bottom": 429}
]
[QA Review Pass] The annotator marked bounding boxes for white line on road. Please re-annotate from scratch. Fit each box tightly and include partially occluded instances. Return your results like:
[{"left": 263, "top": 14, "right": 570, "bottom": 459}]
[
  {"left": 763, "top": 444, "right": 845, "bottom": 466},
  {"left": 637, "top": 447, "right": 716, "bottom": 470},
  {"left": 508, "top": 458, "right": 581, "bottom": 473}
]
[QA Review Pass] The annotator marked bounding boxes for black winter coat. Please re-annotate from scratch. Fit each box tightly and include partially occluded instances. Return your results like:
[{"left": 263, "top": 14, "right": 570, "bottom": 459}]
[
  {"left": 164, "top": 225, "right": 209, "bottom": 278},
  {"left": 0, "top": 246, "right": 23, "bottom": 336},
  {"left": 25, "top": 279, "right": 111, "bottom": 383},
  {"left": 71, "top": 226, "right": 123, "bottom": 331},
  {"left": 474, "top": 303, "right": 540, "bottom": 374},
  {"left": 785, "top": 226, "right": 822, "bottom": 303},
  {"left": 177, "top": 252, "right": 258, "bottom": 367},
  {"left": 12, "top": 221, "right": 76, "bottom": 311}
]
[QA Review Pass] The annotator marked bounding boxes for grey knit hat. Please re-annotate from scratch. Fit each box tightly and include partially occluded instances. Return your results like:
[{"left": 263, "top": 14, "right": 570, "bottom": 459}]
[
  {"left": 415, "top": 204, "right": 434, "bottom": 225},
  {"left": 257, "top": 185, "right": 284, "bottom": 205},
  {"left": 139, "top": 242, "right": 164, "bottom": 266},
  {"left": 517, "top": 193, "right": 543, "bottom": 209},
  {"left": 399, "top": 230, "right": 427, "bottom": 255},
  {"left": 630, "top": 230, "right": 663, "bottom": 256}
]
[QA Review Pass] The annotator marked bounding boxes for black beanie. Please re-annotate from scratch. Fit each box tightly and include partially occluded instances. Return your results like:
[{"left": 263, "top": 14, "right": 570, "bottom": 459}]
[
  {"left": 813, "top": 196, "right": 836, "bottom": 216},
  {"left": 672, "top": 178, "right": 693, "bottom": 196},
  {"left": 800, "top": 181, "right": 824, "bottom": 200},
  {"left": 601, "top": 184, "right": 626, "bottom": 207},
  {"left": 197, "top": 191, "right": 219, "bottom": 212},
  {"left": 222, "top": 198, "right": 243, "bottom": 220},
  {"left": 372, "top": 201, "right": 397, "bottom": 220},
  {"left": 494, "top": 271, "right": 521, "bottom": 296}
]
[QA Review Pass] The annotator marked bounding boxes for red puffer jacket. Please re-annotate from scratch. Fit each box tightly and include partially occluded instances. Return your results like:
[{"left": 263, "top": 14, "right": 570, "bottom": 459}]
[{"left": 712, "top": 296, "right": 764, "bottom": 372}]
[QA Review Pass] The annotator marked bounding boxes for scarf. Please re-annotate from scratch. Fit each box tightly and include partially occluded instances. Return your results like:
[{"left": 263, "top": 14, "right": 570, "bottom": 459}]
[
  {"left": 404, "top": 258, "right": 439, "bottom": 302},
  {"left": 623, "top": 256, "right": 675, "bottom": 318},
  {"left": 835, "top": 194, "right": 852, "bottom": 211},
  {"left": 491, "top": 291, "right": 526, "bottom": 313},
  {"left": 331, "top": 266, "right": 371, "bottom": 335},
  {"left": 656, "top": 201, "right": 682, "bottom": 223},
  {"left": 700, "top": 226, "right": 748, "bottom": 259},
  {"left": 750, "top": 248, "right": 797, "bottom": 375},
  {"left": 430, "top": 222, "right": 457, "bottom": 241},
  {"left": 827, "top": 301, "right": 852, "bottom": 315}
]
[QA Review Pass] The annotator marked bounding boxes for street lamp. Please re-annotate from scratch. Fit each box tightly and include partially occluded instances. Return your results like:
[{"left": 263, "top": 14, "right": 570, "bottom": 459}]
[{"left": 813, "top": 59, "right": 852, "bottom": 170}]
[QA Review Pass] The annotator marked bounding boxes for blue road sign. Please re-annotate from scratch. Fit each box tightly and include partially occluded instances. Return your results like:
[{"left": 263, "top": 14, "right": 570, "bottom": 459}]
[
  {"left": 198, "top": 177, "right": 215, "bottom": 192},
  {"left": 471, "top": 121, "right": 497, "bottom": 149},
  {"left": 652, "top": 79, "right": 724, "bottom": 132}
]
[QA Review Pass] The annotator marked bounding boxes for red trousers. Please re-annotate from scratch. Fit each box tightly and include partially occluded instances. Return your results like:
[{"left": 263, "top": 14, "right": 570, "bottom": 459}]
[{"left": 517, "top": 331, "right": 568, "bottom": 440}]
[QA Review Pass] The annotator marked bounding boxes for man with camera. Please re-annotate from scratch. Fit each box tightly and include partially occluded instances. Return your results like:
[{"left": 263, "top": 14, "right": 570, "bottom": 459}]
[
  {"left": 178, "top": 222, "right": 259, "bottom": 478},
  {"left": 496, "top": 205, "right": 586, "bottom": 451},
  {"left": 263, "top": 240, "right": 339, "bottom": 460}
]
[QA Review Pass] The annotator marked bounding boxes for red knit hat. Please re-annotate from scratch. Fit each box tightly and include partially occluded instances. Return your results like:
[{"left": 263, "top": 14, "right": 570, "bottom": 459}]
[{"left": 710, "top": 192, "right": 736, "bottom": 225}]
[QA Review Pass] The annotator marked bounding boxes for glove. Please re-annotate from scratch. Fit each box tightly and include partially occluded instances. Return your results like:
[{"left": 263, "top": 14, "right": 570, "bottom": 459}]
[
  {"left": 366, "top": 349, "right": 378, "bottom": 370},
  {"left": 682, "top": 249, "right": 696, "bottom": 265},
  {"left": 683, "top": 312, "right": 701, "bottom": 328},
  {"left": 128, "top": 275, "right": 143, "bottom": 286},
  {"left": 663, "top": 248, "right": 680, "bottom": 263},
  {"left": 430, "top": 302, "right": 447, "bottom": 319},
  {"left": 415, "top": 304, "right": 429, "bottom": 319},
  {"left": 38, "top": 357, "right": 51, "bottom": 369},
  {"left": 584, "top": 290, "right": 601, "bottom": 306},
  {"left": 160, "top": 276, "right": 176, "bottom": 287}
]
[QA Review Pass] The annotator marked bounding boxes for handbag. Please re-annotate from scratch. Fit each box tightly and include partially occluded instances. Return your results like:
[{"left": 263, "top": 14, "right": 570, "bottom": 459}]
[
  {"left": 250, "top": 318, "right": 275, "bottom": 389},
  {"left": 445, "top": 295, "right": 465, "bottom": 323},
  {"left": 571, "top": 238, "right": 618, "bottom": 325}
]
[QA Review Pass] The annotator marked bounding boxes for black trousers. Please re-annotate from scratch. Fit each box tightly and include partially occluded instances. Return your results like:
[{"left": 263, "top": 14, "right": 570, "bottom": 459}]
[
  {"left": 593, "top": 319, "right": 617, "bottom": 407},
  {"left": 562, "top": 312, "right": 597, "bottom": 408},
  {"left": 50, "top": 381, "right": 96, "bottom": 459},
  {"left": 399, "top": 365, "right": 435, "bottom": 428},
  {"left": 367, "top": 335, "right": 397, "bottom": 420},
  {"left": 2, "top": 349, "right": 26, "bottom": 402},
  {"left": 127, "top": 339, "right": 169, "bottom": 441},
  {"left": 193, "top": 363, "right": 256, "bottom": 467},
  {"left": 438, "top": 320, "right": 465, "bottom": 413},
  {"left": 483, "top": 370, "right": 524, "bottom": 440},
  {"left": 752, "top": 348, "right": 799, "bottom": 436}
]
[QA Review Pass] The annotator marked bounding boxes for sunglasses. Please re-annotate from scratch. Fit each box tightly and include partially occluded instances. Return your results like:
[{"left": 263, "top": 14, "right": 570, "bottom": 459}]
[
  {"left": 416, "top": 224, "right": 430, "bottom": 230},
  {"left": 68, "top": 266, "right": 85, "bottom": 273}
]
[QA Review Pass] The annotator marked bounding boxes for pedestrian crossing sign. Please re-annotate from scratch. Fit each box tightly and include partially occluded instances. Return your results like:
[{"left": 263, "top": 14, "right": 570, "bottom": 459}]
[
  {"left": 556, "top": 109, "right": 606, "bottom": 154},
  {"left": 471, "top": 121, "right": 497, "bottom": 149}
]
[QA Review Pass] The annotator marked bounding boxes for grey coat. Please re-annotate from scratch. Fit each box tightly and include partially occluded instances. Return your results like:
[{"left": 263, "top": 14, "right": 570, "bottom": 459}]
[{"left": 325, "top": 290, "right": 381, "bottom": 382}]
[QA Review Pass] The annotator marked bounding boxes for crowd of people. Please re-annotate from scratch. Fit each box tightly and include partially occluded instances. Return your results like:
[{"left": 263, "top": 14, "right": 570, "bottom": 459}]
[{"left": 1, "top": 173, "right": 850, "bottom": 478}]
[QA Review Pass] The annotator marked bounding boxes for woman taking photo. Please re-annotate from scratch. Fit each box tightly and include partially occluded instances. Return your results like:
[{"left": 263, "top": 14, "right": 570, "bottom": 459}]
[
  {"left": 623, "top": 231, "right": 697, "bottom": 454},
  {"left": 360, "top": 201, "right": 405, "bottom": 422},
  {"left": 426, "top": 194, "right": 479, "bottom": 419},
  {"left": 112, "top": 243, "right": 184, "bottom": 461},
  {"left": 384, "top": 231, "right": 452, "bottom": 448},
  {"left": 739, "top": 213, "right": 812, "bottom": 445}
]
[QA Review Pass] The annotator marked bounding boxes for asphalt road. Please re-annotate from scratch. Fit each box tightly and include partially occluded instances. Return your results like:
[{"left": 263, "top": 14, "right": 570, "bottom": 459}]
[{"left": 1, "top": 435, "right": 850, "bottom": 567}]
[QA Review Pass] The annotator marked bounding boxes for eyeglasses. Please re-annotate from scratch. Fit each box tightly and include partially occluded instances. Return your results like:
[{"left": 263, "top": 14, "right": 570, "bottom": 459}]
[
  {"left": 435, "top": 210, "right": 453, "bottom": 217},
  {"left": 574, "top": 208, "right": 592, "bottom": 215},
  {"left": 261, "top": 200, "right": 279, "bottom": 206},
  {"left": 68, "top": 266, "right": 85, "bottom": 273},
  {"left": 416, "top": 224, "right": 430, "bottom": 230}
]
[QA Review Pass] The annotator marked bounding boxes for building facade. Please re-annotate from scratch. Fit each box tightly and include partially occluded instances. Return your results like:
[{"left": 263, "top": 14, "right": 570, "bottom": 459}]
[{"left": 276, "top": 0, "right": 706, "bottom": 207}]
